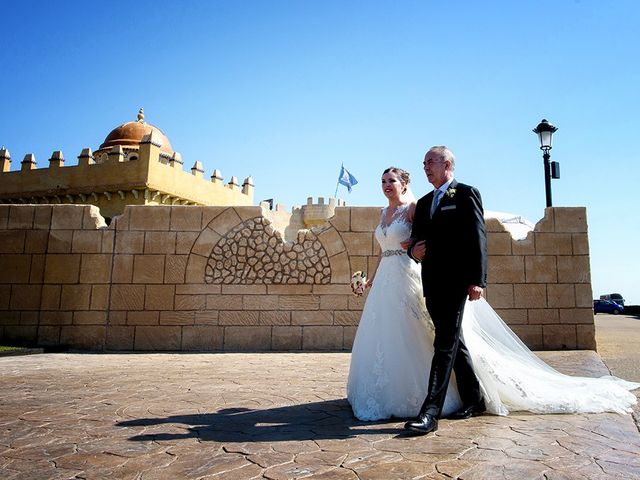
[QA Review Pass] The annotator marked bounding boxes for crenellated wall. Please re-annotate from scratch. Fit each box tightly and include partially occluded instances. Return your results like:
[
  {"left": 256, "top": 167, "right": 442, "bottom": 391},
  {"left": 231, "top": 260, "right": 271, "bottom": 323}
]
[{"left": 0, "top": 204, "right": 595, "bottom": 351}]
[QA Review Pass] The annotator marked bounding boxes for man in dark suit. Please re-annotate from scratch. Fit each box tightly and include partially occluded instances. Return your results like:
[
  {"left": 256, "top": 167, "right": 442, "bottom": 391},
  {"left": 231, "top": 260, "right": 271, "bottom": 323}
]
[{"left": 404, "top": 145, "right": 487, "bottom": 435}]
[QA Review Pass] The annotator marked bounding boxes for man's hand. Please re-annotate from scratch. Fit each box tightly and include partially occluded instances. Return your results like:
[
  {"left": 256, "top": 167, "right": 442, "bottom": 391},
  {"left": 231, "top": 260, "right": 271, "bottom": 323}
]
[
  {"left": 411, "top": 240, "right": 426, "bottom": 261},
  {"left": 468, "top": 285, "right": 483, "bottom": 301}
]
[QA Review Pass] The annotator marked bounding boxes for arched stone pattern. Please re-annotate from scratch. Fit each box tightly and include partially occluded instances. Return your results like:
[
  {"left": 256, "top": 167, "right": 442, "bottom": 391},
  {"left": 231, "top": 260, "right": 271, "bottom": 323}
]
[{"left": 205, "top": 216, "right": 332, "bottom": 284}]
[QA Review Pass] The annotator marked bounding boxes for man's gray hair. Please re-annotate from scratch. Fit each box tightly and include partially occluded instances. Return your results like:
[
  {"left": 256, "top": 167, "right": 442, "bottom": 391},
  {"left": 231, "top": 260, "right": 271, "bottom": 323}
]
[{"left": 428, "top": 146, "right": 455, "bottom": 170}]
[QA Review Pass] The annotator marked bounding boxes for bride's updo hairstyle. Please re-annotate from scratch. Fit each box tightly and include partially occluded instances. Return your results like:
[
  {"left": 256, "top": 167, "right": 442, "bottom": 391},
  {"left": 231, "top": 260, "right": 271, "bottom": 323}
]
[{"left": 383, "top": 167, "right": 410, "bottom": 193}]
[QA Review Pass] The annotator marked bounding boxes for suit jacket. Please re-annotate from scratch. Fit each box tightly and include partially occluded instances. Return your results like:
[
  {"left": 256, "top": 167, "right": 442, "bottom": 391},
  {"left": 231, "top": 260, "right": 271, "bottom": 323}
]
[{"left": 409, "top": 179, "right": 487, "bottom": 295}]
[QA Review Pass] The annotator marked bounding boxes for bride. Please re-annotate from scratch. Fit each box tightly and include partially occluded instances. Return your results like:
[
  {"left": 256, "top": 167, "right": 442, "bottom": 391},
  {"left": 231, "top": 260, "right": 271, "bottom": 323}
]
[{"left": 346, "top": 167, "right": 639, "bottom": 422}]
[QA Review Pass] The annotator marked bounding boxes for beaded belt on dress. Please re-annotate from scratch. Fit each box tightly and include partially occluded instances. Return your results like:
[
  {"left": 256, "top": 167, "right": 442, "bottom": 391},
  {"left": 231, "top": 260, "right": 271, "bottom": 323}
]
[{"left": 381, "top": 249, "right": 406, "bottom": 257}]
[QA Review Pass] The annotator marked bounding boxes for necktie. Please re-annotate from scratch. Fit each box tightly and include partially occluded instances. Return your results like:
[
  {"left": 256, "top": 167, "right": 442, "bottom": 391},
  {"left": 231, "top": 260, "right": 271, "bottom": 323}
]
[{"left": 430, "top": 189, "right": 442, "bottom": 218}]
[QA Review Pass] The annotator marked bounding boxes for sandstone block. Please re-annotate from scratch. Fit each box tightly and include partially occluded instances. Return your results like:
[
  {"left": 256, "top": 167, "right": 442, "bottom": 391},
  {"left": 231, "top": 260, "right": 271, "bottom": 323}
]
[
  {"left": 72, "top": 231, "right": 103, "bottom": 253},
  {"left": 33, "top": 206, "right": 52, "bottom": 230},
  {"left": 511, "top": 234, "right": 535, "bottom": 255},
  {"left": 0, "top": 254, "right": 31, "bottom": 282},
  {"left": 572, "top": 233, "right": 590, "bottom": 255},
  {"left": 133, "top": 255, "right": 165, "bottom": 284},
  {"left": 219, "top": 311, "right": 260, "bottom": 326},
  {"left": 510, "top": 325, "right": 543, "bottom": 350},
  {"left": 535, "top": 208, "right": 555, "bottom": 232},
  {"left": 0, "top": 205, "right": 7, "bottom": 229},
  {"left": 110, "top": 284, "right": 145, "bottom": 310},
  {"left": 224, "top": 326, "right": 272, "bottom": 351},
  {"left": 40, "top": 311, "right": 73, "bottom": 325},
  {"left": 89, "top": 285, "right": 110, "bottom": 310},
  {"left": 303, "top": 326, "right": 343, "bottom": 350},
  {"left": 514, "top": 284, "right": 547, "bottom": 308},
  {"left": 80, "top": 254, "right": 112, "bottom": 284},
  {"left": 577, "top": 324, "right": 597, "bottom": 350},
  {"left": 144, "top": 232, "right": 176, "bottom": 254},
  {"left": 51, "top": 205, "right": 84, "bottom": 230},
  {"left": 272, "top": 326, "right": 302, "bottom": 350},
  {"left": 487, "top": 256, "right": 524, "bottom": 284},
  {"left": 0, "top": 231, "right": 26, "bottom": 254},
  {"left": 557, "top": 256, "right": 591, "bottom": 283},
  {"left": 328, "top": 251, "right": 351, "bottom": 284},
  {"left": 190, "top": 227, "right": 220, "bottom": 257},
  {"left": 348, "top": 294, "right": 366, "bottom": 310},
  {"left": 195, "top": 311, "right": 219, "bottom": 325},
  {"left": 60, "top": 325, "right": 105, "bottom": 350},
  {"left": 182, "top": 326, "right": 223, "bottom": 351},
  {"left": 547, "top": 284, "right": 576, "bottom": 308},
  {"left": 342, "top": 232, "right": 373, "bottom": 256},
  {"left": 525, "top": 256, "right": 557, "bottom": 283},
  {"left": 343, "top": 326, "right": 357, "bottom": 350},
  {"left": 73, "top": 311, "right": 107, "bottom": 325},
  {"left": 176, "top": 231, "right": 199, "bottom": 254},
  {"left": 266, "top": 285, "right": 313, "bottom": 295},
  {"left": 170, "top": 206, "right": 203, "bottom": 231},
  {"left": 201, "top": 206, "right": 227, "bottom": 229},
  {"left": 20, "top": 312, "right": 39, "bottom": 325},
  {"left": 135, "top": 326, "right": 181, "bottom": 350},
  {"left": 312, "top": 285, "right": 349, "bottom": 295},
  {"left": 493, "top": 308, "right": 528, "bottom": 325},
  {"left": 488, "top": 232, "right": 512, "bottom": 255},
  {"left": 554, "top": 207, "right": 587, "bottom": 233},
  {"left": 485, "top": 284, "right": 513, "bottom": 308},
  {"left": 534, "top": 233, "right": 573, "bottom": 255},
  {"left": 107, "top": 311, "right": 127, "bottom": 325},
  {"left": 114, "top": 231, "right": 144, "bottom": 254},
  {"left": 221, "top": 285, "right": 267, "bottom": 295},
  {"left": 334, "top": 311, "right": 360, "bottom": 326},
  {"left": 329, "top": 207, "right": 350, "bottom": 232},
  {"left": 47, "top": 230, "right": 73, "bottom": 253},
  {"left": 243, "top": 294, "right": 279, "bottom": 310},
  {"left": 127, "top": 311, "right": 159, "bottom": 325},
  {"left": 164, "top": 254, "right": 188, "bottom": 284},
  {"left": 129, "top": 206, "right": 171, "bottom": 231},
  {"left": 37, "top": 325, "right": 61, "bottom": 346},
  {"left": 0, "top": 284, "right": 10, "bottom": 310},
  {"left": 320, "top": 295, "right": 349, "bottom": 310},
  {"left": 209, "top": 208, "right": 242, "bottom": 236},
  {"left": 29, "top": 254, "right": 45, "bottom": 283},
  {"left": 61, "top": 284, "right": 92, "bottom": 310},
  {"left": 145, "top": 285, "right": 175, "bottom": 310},
  {"left": 543, "top": 324, "right": 577, "bottom": 350},
  {"left": 101, "top": 230, "right": 115, "bottom": 253},
  {"left": 24, "top": 230, "right": 49, "bottom": 253},
  {"left": 280, "top": 295, "right": 320, "bottom": 310},
  {"left": 184, "top": 254, "right": 207, "bottom": 284},
  {"left": 176, "top": 284, "right": 221, "bottom": 295},
  {"left": 259, "top": 311, "right": 290, "bottom": 326},
  {"left": 350, "top": 207, "right": 381, "bottom": 232},
  {"left": 3, "top": 325, "right": 37, "bottom": 343},
  {"left": 559, "top": 308, "right": 595, "bottom": 324},
  {"left": 160, "top": 311, "right": 195, "bottom": 325},
  {"left": 206, "top": 294, "right": 243, "bottom": 310},
  {"left": 574, "top": 283, "right": 593, "bottom": 308},
  {"left": 44, "top": 255, "right": 81, "bottom": 283},
  {"left": 292, "top": 311, "right": 333, "bottom": 326},
  {"left": 6, "top": 206, "right": 32, "bottom": 229},
  {"left": 106, "top": 326, "right": 134, "bottom": 350},
  {"left": 112, "top": 255, "right": 134, "bottom": 283},
  {"left": 318, "top": 228, "right": 345, "bottom": 257},
  {"left": 349, "top": 256, "right": 368, "bottom": 277},
  {"left": 527, "top": 308, "right": 559, "bottom": 325},
  {"left": 174, "top": 294, "right": 206, "bottom": 311},
  {"left": 10, "top": 284, "right": 42, "bottom": 310}
]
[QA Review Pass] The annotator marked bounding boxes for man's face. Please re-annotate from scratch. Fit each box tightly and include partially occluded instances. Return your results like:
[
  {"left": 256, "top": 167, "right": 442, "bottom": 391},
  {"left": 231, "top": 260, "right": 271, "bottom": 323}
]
[{"left": 423, "top": 152, "right": 450, "bottom": 188}]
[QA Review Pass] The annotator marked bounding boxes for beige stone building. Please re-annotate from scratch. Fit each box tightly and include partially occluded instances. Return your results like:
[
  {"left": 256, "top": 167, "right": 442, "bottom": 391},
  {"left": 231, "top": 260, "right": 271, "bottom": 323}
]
[{"left": 0, "top": 109, "right": 254, "bottom": 222}]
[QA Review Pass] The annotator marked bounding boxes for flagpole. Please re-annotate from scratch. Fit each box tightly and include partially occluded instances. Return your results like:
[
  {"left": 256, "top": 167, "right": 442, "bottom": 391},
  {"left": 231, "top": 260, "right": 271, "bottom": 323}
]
[{"left": 334, "top": 164, "right": 342, "bottom": 198}]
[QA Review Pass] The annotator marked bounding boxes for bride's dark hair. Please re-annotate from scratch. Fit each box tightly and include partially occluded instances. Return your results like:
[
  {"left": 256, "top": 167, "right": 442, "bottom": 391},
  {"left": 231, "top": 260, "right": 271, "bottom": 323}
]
[{"left": 383, "top": 167, "right": 410, "bottom": 192}]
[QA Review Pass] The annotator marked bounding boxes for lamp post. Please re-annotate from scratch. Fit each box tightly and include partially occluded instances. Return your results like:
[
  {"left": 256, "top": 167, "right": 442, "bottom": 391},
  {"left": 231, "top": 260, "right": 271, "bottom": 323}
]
[{"left": 532, "top": 119, "right": 559, "bottom": 207}]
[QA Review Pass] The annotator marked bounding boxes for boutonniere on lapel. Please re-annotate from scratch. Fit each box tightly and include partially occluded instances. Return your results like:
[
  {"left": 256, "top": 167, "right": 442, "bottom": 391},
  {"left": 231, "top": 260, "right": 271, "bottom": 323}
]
[{"left": 445, "top": 187, "right": 456, "bottom": 199}]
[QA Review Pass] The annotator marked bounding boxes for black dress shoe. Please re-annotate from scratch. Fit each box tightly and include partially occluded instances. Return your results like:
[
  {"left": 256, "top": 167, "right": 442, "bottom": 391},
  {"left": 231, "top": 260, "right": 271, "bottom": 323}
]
[
  {"left": 447, "top": 400, "right": 486, "bottom": 420},
  {"left": 404, "top": 413, "right": 438, "bottom": 435}
]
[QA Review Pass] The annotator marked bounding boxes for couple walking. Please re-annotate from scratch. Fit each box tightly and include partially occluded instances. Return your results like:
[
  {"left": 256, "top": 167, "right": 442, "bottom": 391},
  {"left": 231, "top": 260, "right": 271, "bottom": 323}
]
[{"left": 347, "top": 146, "right": 639, "bottom": 434}]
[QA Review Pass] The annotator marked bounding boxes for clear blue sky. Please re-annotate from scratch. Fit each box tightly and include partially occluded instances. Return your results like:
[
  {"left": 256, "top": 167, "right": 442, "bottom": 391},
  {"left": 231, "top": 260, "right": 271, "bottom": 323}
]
[{"left": 2, "top": 1, "right": 638, "bottom": 304}]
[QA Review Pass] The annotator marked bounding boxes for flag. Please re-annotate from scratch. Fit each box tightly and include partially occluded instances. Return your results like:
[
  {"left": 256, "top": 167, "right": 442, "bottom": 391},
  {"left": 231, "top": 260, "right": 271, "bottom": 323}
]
[{"left": 338, "top": 165, "right": 358, "bottom": 193}]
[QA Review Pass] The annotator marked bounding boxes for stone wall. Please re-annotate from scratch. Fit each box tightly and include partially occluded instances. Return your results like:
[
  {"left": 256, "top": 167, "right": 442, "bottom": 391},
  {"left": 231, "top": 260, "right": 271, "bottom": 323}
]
[{"left": 0, "top": 204, "right": 595, "bottom": 351}]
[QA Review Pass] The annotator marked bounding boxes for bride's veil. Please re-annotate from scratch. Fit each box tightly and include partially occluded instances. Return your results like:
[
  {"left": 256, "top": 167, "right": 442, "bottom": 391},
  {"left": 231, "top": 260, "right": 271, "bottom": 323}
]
[{"left": 402, "top": 185, "right": 417, "bottom": 204}]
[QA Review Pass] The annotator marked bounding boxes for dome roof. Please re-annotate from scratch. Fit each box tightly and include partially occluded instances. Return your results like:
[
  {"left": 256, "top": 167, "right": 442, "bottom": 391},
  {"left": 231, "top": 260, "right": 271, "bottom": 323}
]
[{"left": 99, "top": 108, "right": 173, "bottom": 154}]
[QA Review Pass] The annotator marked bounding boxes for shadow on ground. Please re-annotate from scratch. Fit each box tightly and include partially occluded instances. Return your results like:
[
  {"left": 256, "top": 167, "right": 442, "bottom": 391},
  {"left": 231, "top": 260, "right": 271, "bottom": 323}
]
[{"left": 116, "top": 399, "right": 413, "bottom": 443}]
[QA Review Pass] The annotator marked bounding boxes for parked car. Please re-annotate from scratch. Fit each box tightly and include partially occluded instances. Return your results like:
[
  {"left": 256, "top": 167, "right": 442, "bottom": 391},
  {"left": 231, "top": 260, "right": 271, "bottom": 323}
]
[
  {"left": 600, "top": 293, "right": 625, "bottom": 306},
  {"left": 593, "top": 299, "right": 624, "bottom": 315}
]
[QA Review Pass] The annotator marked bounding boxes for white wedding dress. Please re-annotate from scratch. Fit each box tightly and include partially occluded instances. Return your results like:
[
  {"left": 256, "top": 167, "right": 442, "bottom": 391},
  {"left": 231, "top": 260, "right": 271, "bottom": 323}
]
[{"left": 347, "top": 206, "right": 639, "bottom": 421}]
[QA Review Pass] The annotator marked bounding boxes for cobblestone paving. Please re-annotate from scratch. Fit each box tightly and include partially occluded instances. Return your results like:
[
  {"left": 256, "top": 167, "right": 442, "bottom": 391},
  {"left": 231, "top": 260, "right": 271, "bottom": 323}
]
[{"left": 1, "top": 352, "right": 639, "bottom": 479}]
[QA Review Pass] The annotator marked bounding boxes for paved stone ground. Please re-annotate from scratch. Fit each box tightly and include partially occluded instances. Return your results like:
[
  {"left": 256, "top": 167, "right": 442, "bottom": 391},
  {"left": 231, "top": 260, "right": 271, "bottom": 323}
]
[{"left": 1, "top": 349, "right": 640, "bottom": 479}]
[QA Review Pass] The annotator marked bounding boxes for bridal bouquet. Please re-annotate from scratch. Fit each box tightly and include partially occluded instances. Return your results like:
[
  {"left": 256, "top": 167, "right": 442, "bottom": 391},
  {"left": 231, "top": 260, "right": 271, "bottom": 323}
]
[{"left": 350, "top": 271, "right": 367, "bottom": 296}]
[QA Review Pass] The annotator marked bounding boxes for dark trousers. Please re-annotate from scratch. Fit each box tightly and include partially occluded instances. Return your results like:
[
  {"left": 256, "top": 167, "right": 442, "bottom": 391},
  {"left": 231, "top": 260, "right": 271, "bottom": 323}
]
[{"left": 420, "top": 287, "right": 483, "bottom": 417}]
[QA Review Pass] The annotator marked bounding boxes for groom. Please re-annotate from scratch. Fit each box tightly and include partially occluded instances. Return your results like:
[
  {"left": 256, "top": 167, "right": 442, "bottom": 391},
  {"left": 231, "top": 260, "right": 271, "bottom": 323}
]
[{"left": 405, "top": 145, "right": 487, "bottom": 435}]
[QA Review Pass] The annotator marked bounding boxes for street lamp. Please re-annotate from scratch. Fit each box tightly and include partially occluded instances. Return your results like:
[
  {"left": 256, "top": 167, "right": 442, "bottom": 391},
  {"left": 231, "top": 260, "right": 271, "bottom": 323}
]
[{"left": 532, "top": 119, "right": 559, "bottom": 207}]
